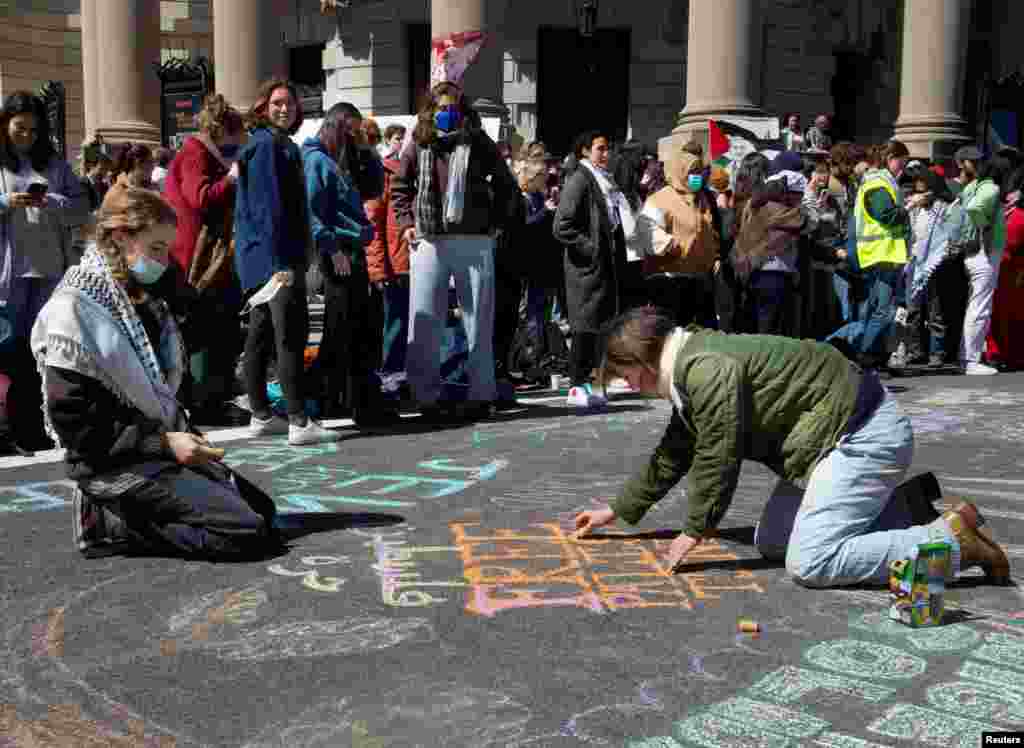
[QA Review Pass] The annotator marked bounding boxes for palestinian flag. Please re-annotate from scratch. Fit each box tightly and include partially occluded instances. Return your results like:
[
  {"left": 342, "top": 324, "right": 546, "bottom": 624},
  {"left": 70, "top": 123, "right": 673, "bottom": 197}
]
[{"left": 709, "top": 119, "right": 784, "bottom": 168}]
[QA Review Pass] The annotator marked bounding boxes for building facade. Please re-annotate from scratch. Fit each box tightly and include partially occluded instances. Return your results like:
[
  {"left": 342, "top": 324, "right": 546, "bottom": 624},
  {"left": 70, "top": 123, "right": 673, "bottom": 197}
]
[{"left": 1, "top": 0, "right": 1022, "bottom": 164}]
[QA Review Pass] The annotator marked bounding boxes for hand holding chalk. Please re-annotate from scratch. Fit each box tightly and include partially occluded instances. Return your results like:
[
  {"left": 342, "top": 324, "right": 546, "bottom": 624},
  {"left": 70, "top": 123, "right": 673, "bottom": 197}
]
[
  {"left": 573, "top": 507, "right": 617, "bottom": 539},
  {"left": 164, "top": 432, "right": 227, "bottom": 466},
  {"left": 664, "top": 532, "right": 701, "bottom": 572}
]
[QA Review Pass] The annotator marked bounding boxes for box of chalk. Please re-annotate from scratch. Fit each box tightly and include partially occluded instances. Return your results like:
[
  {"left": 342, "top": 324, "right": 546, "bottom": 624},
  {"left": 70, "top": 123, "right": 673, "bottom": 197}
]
[{"left": 888, "top": 542, "right": 951, "bottom": 628}]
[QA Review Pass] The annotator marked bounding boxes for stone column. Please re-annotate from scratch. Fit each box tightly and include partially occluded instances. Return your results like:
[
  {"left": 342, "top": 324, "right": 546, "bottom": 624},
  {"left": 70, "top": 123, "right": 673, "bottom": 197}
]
[
  {"left": 892, "top": 0, "right": 972, "bottom": 159},
  {"left": 659, "top": 0, "right": 767, "bottom": 160},
  {"left": 432, "top": 0, "right": 509, "bottom": 131},
  {"left": 80, "top": 0, "right": 101, "bottom": 141},
  {"left": 213, "top": 0, "right": 285, "bottom": 113},
  {"left": 94, "top": 0, "right": 162, "bottom": 146}
]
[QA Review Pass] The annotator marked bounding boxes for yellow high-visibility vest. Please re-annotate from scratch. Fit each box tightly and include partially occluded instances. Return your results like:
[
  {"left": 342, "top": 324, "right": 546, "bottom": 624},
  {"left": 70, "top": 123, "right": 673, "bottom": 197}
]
[{"left": 854, "top": 170, "right": 908, "bottom": 268}]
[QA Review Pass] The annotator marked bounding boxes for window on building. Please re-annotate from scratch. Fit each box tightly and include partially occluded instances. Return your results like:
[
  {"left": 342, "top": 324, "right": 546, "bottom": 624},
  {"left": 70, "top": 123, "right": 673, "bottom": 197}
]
[{"left": 407, "top": 23, "right": 431, "bottom": 113}]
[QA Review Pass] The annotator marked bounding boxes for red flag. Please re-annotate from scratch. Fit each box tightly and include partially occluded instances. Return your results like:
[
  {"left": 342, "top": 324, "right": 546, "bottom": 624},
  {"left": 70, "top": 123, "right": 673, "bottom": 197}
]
[{"left": 709, "top": 120, "right": 730, "bottom": 162}]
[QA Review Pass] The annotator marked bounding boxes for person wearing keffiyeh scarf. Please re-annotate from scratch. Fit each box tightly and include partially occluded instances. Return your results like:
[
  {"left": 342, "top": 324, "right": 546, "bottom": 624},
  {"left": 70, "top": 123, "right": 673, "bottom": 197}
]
[
  {"left": 30, "top": 187, "right": 280, "bottom": 559},
  {"left": 390, "top": 82, "right": 520, "bottom": 422}
]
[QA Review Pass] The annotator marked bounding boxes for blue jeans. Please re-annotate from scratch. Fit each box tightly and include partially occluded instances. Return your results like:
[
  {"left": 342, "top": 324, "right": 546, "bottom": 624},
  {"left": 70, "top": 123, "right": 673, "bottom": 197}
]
[
  {"left": 407, "top": 236, "right": 496, "bottom": 405},
  {"left": 380, "top": 277, "right": 410, "bottom": 376},
  {"left": 784, "top": 390, "right": 959, "bottom": 587},
  {"left": 828, "top": 267, "right": 901, "bottom": 361}
]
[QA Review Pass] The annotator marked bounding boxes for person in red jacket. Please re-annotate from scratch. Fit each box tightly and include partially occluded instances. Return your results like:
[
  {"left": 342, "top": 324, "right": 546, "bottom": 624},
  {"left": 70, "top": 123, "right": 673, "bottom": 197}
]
[
  {"left": 365, "top": 152, "right": 412, "bottom": 386},
  {"left": 987, "top": 168, "right": 1024, "bottom": 370},
  {"left": 162, "top": 94, "right": 248, "bottom": 425}
]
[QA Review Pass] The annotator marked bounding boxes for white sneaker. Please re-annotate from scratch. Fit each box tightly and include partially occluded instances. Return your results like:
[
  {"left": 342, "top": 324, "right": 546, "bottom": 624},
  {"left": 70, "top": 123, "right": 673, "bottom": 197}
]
[
  {"left": 964, "top": 361, "right": 998, "bottom": 376},
  {"left": 566, "top": 383, "right": 608, "bottom": 408},
  {"left": 249, "top": 414, "right": 290, "bottom": 437},
  {"left": 288, "top": 419, "right": 343, "bottom": 446}
]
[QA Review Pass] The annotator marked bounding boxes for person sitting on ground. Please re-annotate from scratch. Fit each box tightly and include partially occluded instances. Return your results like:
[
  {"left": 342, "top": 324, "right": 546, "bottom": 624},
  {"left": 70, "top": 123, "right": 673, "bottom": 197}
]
[
  {"left": 573, "top": 306, "right": 1011, "bottom": 589},
  {"left": 31, "top": 187, "right": 281, "bottom": 559}
]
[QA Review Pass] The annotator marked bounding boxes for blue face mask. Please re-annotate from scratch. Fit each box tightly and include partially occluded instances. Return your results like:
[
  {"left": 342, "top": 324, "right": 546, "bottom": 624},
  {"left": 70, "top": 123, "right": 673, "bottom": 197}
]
[
  {"left": 687, "top": 174, "right": 704, "bottom": 192},
  {"left": 129, "top": 254, "right": 168, "bottom": 285},
  {"left": 220, "top": 144, "right": 241, "bottom": 161},
  {"left": 434, "top": 107, "right": 462, "bottom": 133}
]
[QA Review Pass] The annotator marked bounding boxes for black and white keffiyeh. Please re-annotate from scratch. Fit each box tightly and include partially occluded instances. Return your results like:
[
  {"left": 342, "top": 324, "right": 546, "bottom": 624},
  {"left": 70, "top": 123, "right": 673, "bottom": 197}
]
[{"left": 30, "top": 243, "right": 186, "bottom": 446}]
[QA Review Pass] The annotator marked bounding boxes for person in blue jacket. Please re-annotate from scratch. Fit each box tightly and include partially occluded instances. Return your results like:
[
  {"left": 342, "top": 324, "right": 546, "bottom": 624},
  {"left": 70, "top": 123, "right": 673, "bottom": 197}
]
[
  {"left": 234, "top": 77, "right": 340, "bottom": 446},
  {"left": 302, "top": 102, "right": 398, "bottom": 426}
]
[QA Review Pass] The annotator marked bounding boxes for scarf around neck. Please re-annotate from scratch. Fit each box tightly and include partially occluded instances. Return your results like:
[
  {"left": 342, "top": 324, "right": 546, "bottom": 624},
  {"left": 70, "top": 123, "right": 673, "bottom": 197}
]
[
  {"left": 414, "top": 131, "right": 473, "bottom": 236},
  {"left": 582, "top": 160, "right": 636, "bottom": 240},
  {"left": 30, "top": 244, "right": 185, "bottom": 445}
]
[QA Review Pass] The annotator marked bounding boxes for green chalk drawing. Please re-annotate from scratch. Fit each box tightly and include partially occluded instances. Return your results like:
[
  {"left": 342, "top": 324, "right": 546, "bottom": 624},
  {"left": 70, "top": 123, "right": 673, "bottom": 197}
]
[
  {"left": 0, "top": 479, "right": 75, "bottom": 513},
  {"left": 803, "top": 639, "right": 927, "bottom": 680},
  {"left": 901, "top": 625, "right": 981, "bottom": 652},
  {"left": 806, "top": 729, "right": 888, "bottom": 741},
  {"left": 960, "top": 660, "right": 1024, "bottom": 695},
  {"left": 847, "top": 610, "right": 981, "bottom": 651},
  {"left": 752, "top": 665, "right": 895, "bottom": 705},
  {"left": 971, "top": 632, "right": 1024, "bottom": 672},
  {"left": 626, "top": 738, "right": 684, "bottom": 748},
  {"left": 222, "top": 440, "right": 339, "bottom": 473},
  {"left": 867, "top": 703, "right": 997, "bottom": 748},
  {"left": 280, "top": 494, "right": 415, "bottom": 510},
  {"left": 707, "top": 696, "right": 830, "bottom": 739},
  {"left": 417, "top": 458, "right": 509, "bottom": 480},
  {"left": 926, "top": 681, "right": 1024, "bottom": 726},
  {"left": 811, "top": 732, "right": 892, "bottom": 748},
  {"left": 672, "top": 712, "right": 799, "bottom": 748},
  {"left": 331, "top": 474, "right": 472, "bottom": 498}
]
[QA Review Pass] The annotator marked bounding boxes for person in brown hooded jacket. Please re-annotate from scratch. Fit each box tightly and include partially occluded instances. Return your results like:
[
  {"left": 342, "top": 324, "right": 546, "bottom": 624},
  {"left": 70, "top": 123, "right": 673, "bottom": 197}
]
[{"left": 633, "top": 143, "right": 722, "bottom": 326}]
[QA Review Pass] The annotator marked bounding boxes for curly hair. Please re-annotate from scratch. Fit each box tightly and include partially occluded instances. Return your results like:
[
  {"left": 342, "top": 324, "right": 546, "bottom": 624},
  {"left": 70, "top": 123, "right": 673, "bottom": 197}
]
[
  {"left": 246, "top": 77, "right": 304, "bottom": 135},
  {"left": 96, "top": 187, "right": 176, "bottom": 294},
  {"left": 110, "top": 142, "right": 153, "bottom": 181},
  {"left": 197, "top": 93, "right": 244, "bottom": 141}
]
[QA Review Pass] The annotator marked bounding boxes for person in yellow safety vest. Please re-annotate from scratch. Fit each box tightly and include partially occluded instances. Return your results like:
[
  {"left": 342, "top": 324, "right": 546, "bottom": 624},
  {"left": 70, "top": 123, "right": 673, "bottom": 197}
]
[{"left": 827, "top": 140, "right": 910, "bottom": 374}]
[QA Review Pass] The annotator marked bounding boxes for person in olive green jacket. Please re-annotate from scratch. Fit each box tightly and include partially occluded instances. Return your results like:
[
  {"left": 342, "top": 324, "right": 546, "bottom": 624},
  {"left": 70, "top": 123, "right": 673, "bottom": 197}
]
[{"left": 574, "top": 307, "right": 1010, "bottom": 588}]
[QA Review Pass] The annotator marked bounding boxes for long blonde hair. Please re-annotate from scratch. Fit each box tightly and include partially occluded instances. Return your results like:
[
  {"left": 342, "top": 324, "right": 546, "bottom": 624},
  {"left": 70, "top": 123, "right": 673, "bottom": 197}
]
[{"left": 95, "top": 187, "right": 177, "bottom": 298}]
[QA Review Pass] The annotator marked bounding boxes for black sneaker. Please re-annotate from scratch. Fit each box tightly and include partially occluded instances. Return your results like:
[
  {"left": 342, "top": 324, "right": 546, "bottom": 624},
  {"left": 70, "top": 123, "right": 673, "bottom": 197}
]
[{"left": 73, "top": 490, "right": 134, "bottom": 558}]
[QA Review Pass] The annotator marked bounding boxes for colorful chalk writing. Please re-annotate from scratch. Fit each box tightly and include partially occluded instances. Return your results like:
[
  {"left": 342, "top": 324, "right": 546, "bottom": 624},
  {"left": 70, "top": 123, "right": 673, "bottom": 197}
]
[
  {"left": 449, "top": 522, "right": 764, "bottom": 617},
  {"left": 366, "top": 527, "right": 466, "bottom": 608},
  {"left": 221, "top": 439, "right": 340, "bottom": 473},
  {"left": 0, "top": 479, "right": 75, "bottom": 513},
  {"left": 803, "top": 639, "right": 927, "bottom": 680},
  {"left": 268, "top": 555, "right": 350, "bottom": 593},
  {"left": 867, "top": 703, "right": 998, "bottom": 748},
  {"left": 271, "top": 457, "right": 508, "bottom": 511},
  {"left": 627, "top": 615, "right": 1024, "bottom": 747}
]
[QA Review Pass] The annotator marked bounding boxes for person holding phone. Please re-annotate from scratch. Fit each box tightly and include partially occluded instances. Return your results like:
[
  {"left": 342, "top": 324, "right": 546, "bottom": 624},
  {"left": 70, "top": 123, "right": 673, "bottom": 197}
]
[{"left": 0, "top": 91, "right": 90, "bottom": 454}]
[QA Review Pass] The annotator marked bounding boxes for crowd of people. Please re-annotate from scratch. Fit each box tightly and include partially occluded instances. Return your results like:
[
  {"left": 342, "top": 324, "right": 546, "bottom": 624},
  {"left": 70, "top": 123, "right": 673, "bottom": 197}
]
[{"left": 0, "top": 70, "right": 1021, "bottom": 566}]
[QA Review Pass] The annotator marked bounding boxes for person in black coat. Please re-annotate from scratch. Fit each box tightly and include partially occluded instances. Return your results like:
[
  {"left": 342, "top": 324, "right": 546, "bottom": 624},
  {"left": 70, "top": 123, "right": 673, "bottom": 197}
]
[{"left": 553, "top": 130, "right": 628, "bottom": 404}]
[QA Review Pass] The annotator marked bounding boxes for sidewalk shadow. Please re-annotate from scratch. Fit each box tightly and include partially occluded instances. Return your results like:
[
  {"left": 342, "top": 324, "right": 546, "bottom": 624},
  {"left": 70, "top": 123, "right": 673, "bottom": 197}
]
[
  {"left": 343, "top": 402, "right": 652, "bottom": 438},
  {"left": 272, "top": 511, "right": 404, "bottom": 541}
]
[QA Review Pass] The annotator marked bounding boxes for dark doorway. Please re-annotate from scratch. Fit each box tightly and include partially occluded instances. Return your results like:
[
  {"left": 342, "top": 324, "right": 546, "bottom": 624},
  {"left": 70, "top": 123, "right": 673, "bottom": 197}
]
[
  {"left": 408, "top": 23, "right": 432, "bottom": 113},
  {"left": 831, "top": 50, "right": 869, "bottom": 143},
  {"left": 289, "top": 43, "right": 326, "bottom": 88},
  {"left": 537, "top": 27, "right": 631, "bottom": 158}
]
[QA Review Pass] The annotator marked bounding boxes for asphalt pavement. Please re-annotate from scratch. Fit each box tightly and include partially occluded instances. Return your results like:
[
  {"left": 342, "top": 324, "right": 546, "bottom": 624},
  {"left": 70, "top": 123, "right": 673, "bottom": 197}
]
[{"left": 2, "top": 371, "right": 1024, "bottom": 747}]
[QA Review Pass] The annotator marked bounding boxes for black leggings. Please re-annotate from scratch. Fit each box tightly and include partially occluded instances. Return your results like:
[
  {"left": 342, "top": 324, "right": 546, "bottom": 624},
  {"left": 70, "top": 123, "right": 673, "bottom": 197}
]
[
  {"left": 570, "top": 331, "right": 600, "bottom": 386},
  {"left": 244, "top": 275, "right": 309, "bottom": 419},
  {"left": 307, "top": 259, "right": 379, "bottom": 414}
]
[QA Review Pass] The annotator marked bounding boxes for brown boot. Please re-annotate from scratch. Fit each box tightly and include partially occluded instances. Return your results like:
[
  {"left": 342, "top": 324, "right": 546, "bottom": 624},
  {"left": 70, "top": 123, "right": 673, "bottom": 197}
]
[{"left": 942, "top": 501, "right": 1011, "bottom": 585}]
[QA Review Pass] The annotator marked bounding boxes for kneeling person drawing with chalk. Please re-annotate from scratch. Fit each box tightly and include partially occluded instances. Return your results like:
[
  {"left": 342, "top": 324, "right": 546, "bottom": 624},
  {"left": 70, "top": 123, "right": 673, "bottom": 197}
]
[{"left": 573, "top": 307, "right": 1011, "bottom": 589}]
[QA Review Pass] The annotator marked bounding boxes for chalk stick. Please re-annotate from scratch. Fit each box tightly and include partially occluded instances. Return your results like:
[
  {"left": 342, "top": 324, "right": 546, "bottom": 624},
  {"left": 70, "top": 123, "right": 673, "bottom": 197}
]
[{"left": 737, "top": 619, "right": 760, "bottom": 634}]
